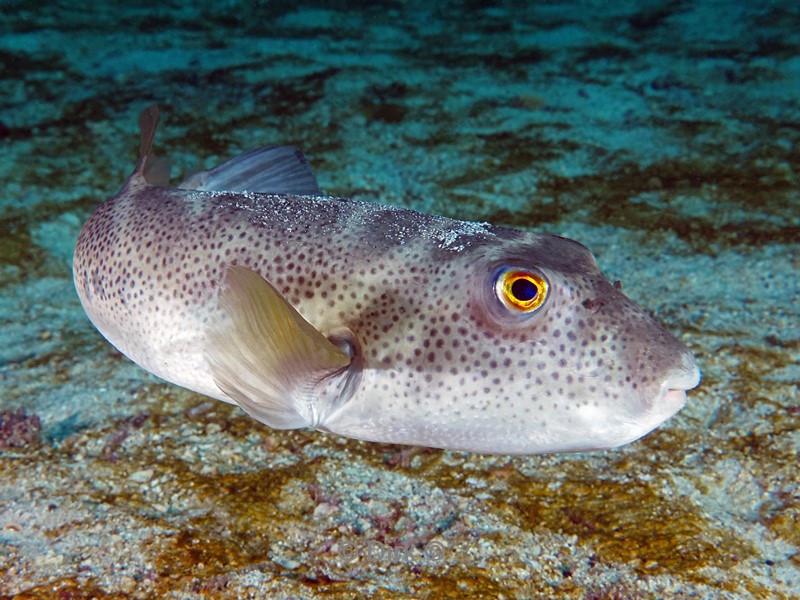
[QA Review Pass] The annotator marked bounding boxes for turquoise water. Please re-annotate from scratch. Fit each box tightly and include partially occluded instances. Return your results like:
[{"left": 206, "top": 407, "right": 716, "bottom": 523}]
[{"left": 1, "top": 2, "right": 798, "bottom": 597}]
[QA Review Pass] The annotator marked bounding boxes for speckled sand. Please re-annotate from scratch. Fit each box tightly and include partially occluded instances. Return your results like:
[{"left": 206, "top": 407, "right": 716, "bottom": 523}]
[{"left": 1, "top": 1, "right": 798, "bottom": 598}]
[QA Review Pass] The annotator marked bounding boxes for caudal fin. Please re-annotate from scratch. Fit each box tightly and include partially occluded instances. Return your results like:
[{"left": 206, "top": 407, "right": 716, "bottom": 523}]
[{"left": 134, "top": 105, "right": 171, "bottom": 186}]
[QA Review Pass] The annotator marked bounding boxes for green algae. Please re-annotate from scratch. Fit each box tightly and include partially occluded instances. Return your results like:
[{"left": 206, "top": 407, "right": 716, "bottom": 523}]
[
  {"left": 0, "top": 49, "right": 69, "bottom": 84},
  {"left": 477, "top": 155, "right": 799, "bottom": 254},
  {"left": 576, "top": 44, "right": 635, "bottom": 63},
  {"left": 8, "top": 578, "right": 129, "bottom": 600},
  {"left": 0, "top": 222, "right": 42, "bottom": 274},
  {"left": 515, "top": 478, "right": 749, "bottom": 579}
]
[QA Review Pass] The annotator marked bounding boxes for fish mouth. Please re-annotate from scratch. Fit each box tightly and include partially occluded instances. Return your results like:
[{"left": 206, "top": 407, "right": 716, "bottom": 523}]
[
  {"left": 661, "top": 388, "right": 688, "bottom": 413},
  {"left": 620, "top": 360, "right": 700, "bottom": 447},
  {"left": 671, "top": 354, "right": 702, "bottom": 390},
  {"left": 656, "top": 357, "right": 701, "bottom": 415}
]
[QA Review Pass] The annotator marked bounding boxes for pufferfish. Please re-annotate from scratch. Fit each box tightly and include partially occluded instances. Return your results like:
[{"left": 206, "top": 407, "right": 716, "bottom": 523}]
[{"left": 73, "top": 106, "right": 700, "bottom": 454}]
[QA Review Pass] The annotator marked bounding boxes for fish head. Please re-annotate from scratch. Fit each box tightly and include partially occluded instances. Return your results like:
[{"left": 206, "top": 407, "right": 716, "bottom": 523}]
[{"left": 422, "top": 230, "right": 701, "bottom": 454}]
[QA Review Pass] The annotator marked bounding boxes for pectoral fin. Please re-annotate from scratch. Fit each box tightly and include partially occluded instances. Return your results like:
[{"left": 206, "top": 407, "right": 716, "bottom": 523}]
[{"left": 205, "top": 265, "right": 352, "bottom": 429}]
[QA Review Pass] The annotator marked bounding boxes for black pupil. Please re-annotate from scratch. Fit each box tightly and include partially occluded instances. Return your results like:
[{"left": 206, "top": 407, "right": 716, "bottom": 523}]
[{"left": 511, "top": 277, "right": 538, "bottom": 302}]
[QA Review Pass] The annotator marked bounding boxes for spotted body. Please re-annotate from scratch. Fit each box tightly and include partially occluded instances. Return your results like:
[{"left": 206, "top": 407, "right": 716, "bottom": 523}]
[{"left": 73, "top": 107, "right": 700, "bottom": 454}]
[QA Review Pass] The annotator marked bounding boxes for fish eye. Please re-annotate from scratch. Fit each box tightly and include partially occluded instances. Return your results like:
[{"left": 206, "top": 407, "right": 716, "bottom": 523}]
[{"left": 495, "top": 268, "right": 549, "bottom": 312}]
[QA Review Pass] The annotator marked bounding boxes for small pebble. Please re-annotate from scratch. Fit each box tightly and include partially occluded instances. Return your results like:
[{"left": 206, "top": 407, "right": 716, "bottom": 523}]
[{"left": 128, "top": 468, "right": 154, "bottom": 483}]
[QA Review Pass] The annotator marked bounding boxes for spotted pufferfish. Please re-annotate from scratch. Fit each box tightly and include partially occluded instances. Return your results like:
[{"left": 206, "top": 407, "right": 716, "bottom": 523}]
[{"left": 73, "top": 106, "right": 701, "bottom": 454}]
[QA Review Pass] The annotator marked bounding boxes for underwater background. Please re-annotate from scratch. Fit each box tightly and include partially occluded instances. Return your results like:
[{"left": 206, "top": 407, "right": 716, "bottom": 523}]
[{"left": 1, "top": 0, "right": 798, "bottom": 598}]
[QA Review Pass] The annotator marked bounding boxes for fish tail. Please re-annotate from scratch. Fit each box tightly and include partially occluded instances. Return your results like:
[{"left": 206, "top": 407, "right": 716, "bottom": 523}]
[{"left": 132, "top": 105, "right": 171, "bottom": 186}]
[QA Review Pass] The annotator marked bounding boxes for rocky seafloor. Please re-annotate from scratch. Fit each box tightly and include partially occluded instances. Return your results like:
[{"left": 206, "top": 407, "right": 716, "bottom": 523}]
[{"left": 1, "top": 1, "right": 798, "bottom": 598}]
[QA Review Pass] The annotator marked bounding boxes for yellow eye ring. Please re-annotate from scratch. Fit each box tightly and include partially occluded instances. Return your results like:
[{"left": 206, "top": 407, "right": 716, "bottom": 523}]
[{"left": 495, "top": 269, "right": 548, "bottom": 312}]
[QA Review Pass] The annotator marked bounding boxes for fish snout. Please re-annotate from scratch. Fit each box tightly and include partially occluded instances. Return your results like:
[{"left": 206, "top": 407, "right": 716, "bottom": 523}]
[
  {"left": 577, "top": 283, "right": 701, "bottom": 435},
  {"left": 616, "top": 302, "right": 702, "bottom": 435}
]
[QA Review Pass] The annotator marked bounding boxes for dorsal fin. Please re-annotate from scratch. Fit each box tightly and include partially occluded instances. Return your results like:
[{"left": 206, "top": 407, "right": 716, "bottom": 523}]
[
  {"left": 134, "top": 105, "right": 171, "bottom": 186},
  {"left": 178, "top": 145, "right": 320, "bottom": 195}
]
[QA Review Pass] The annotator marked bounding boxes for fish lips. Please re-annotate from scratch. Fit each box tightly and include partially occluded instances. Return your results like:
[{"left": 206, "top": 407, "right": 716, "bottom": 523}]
[{"left": 631, "top": 354, "right": 701, "bottom": 440}]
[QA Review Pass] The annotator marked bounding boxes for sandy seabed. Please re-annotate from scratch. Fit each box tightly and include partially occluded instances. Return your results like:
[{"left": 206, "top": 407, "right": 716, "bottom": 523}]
[{"left": 1, "top": 1, "right": 798, "bottom": 598}]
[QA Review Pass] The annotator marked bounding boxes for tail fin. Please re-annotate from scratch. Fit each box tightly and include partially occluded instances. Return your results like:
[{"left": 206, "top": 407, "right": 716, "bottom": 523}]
[{"left": 134, "top": 105, "right": 171, "bottom": 186}]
